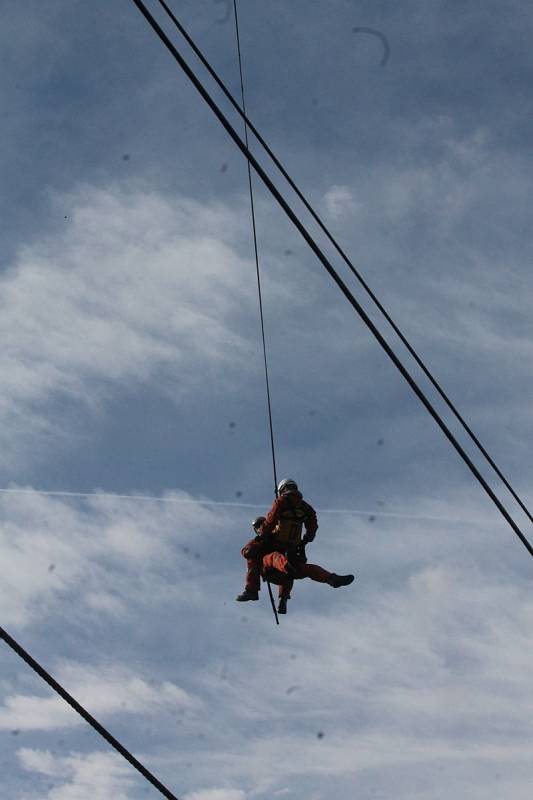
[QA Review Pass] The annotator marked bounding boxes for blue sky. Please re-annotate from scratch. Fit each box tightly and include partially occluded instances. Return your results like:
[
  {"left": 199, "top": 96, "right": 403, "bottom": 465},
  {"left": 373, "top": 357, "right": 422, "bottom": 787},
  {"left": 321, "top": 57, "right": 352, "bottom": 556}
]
[{"left": 2, "top": 1, "right": 533, "bottom": 798}]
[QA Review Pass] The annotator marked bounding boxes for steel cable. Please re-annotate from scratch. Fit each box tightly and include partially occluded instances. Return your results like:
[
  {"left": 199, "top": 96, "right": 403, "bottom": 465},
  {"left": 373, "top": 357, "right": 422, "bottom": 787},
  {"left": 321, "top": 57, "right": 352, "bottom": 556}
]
[
  {"left": 153, "top": 0, "right": 533, "bottom": 529},
  {"left": 129, "top": 0, "right": 533, "bottom": 560},
  {"left": 0, "top": 625, "right": 180, "bottom": 800}
]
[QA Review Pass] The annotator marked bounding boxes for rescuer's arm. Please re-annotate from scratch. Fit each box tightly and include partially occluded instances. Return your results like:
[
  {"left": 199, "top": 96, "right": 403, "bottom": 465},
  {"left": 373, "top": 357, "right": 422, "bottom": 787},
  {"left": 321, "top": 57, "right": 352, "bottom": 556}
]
[
  {"left": 259, "top": 496, "right": 285, "bottom": 538},
  {"left": 301, "top": 504, "right": 318, "bottom": 544}
]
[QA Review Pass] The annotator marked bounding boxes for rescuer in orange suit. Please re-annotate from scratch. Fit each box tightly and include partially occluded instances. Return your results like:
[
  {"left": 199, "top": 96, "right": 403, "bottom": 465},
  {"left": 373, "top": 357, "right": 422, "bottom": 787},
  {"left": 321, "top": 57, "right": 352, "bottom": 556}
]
[{"left": 236, "top": 478, "right": 354, "bottom": 614}]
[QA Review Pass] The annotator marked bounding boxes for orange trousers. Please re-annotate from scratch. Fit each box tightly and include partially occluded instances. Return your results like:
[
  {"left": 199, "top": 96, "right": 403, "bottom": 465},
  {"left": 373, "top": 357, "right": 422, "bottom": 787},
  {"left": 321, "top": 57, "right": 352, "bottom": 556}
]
[
  {"left": 262, "top": 551, "right": 332, "bottom": 600},
  {"left": 241, "top": 537, "right": 285, "bottom": 597}
]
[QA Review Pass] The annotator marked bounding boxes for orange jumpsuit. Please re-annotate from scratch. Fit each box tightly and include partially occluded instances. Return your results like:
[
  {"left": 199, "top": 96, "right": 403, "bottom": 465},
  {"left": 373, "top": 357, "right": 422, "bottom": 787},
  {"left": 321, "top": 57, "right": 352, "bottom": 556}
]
[
  {"left": 262, "top": 551, "right": 333, "bottom": 599},
  {"left": 242, "top": 490, "right": 331, "bottom": 599}
]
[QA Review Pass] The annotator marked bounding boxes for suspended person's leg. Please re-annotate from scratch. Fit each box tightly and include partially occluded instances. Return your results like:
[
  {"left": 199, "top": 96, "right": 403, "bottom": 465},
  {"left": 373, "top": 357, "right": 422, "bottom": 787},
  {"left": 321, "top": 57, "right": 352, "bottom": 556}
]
[
  {"left": 297, "top": 563, "right": 355, "bottom": 588},
  {"left": 327, "top": 572, "right": 355, "bottom": 587},
  {"left": 267, "top": 552, "right": 355, "bottom": 588},
  {"left": 265, "top": 551, "right": 328, "bottom": 583},
  {"left": 262, "top": 552, "right": 293, "bottom": 614},
  {"left": 262, "top": 552, "right": 354, "bottom": 606},
  {"left": 277, "top": 576, "right": 293, "bottom": 615},
  {"left": 263, "top": 551, "right": 290, "bottom": 575},
  {"left": 237, "top": 538, "right": 267, "bottom": 601}
]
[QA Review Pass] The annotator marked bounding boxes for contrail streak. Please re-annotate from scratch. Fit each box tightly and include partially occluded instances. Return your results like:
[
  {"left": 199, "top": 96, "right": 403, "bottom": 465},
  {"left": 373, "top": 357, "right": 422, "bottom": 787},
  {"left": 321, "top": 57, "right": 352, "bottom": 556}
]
[{"left": 0, "top": 487, "right": 469, "bottom": 523}]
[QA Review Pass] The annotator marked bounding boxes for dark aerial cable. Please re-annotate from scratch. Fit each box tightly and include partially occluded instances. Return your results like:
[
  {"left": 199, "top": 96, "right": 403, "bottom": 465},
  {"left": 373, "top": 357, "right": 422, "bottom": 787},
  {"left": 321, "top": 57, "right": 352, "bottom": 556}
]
[
  {"left": 128, "top": 0, "right": 533, "bottom": 562},
  {"left": 0, "top": 625, "right": 180, "bottom": 800},
  {"left": 232, "top": 0, "right": 279, "bottom": 625},
  {"left": 154, "top": 0, "right": 533, "bottom": 529}
]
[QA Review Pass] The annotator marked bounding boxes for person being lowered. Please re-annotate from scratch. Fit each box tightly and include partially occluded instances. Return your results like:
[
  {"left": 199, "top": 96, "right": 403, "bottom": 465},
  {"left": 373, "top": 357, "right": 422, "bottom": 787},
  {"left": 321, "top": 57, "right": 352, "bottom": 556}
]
[{"left": 236, "top": 478, "right": 354, "bottom": 614}]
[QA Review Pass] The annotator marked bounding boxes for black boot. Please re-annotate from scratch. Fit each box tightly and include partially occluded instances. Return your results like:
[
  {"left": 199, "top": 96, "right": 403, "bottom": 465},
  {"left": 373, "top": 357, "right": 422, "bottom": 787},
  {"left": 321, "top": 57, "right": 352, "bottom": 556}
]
[
  {"left": 277, "top": 597, "right": 288, "bottom": 614},
  {"left": 236, "top": 589, "right": 259, "bottom": 601},
  {"left": 328, "top": 574, "right": 355, "bottom": 588}
]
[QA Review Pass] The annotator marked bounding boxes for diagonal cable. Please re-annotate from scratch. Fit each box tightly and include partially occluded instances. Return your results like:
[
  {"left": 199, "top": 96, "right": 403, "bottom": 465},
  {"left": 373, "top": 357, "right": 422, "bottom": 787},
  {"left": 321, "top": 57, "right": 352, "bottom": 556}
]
[
  {"left": 128, "top": 0, "right": 533, "bottom": 560},
  {"left": 0, "top": 625, "right": 180, "bottom": 800},
  {"left": 153, "top": 0, "right": 533, "bottom": 528}
]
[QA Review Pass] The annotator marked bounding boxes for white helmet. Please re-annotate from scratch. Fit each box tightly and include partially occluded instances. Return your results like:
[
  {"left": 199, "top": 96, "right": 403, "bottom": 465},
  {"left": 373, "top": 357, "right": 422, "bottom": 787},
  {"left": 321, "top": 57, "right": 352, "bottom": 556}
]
[{"left": 277, "top": 478, "right": 298, "bottom": 495}]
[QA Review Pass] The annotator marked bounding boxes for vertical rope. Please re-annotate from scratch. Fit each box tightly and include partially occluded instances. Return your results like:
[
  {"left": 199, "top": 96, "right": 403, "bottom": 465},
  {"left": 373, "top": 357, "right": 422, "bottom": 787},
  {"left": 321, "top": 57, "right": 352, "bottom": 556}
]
[
  {"left": 232, "top": 0, "right": 278, "bottom": 497},
  {"left": 130, "top": 0, "right": 533, "bottom": 561},
  {"left": 153, "top": 0, "right": 533, "bottom": 533},
  {"left": 232, "top": 0, "right": 279, "bottom": 625}
]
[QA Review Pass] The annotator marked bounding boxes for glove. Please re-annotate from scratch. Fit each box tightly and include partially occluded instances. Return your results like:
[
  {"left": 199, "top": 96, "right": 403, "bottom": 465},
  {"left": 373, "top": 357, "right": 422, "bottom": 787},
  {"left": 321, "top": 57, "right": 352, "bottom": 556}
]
[
  {"left": 295, "top": 543, "right": 307, "bottom": 562},
  {"left": 302, "top": 534, "right": 313, "bottom": 546},
  {"left": 286, "top": 543, "right": 306, "bottom": 564}
]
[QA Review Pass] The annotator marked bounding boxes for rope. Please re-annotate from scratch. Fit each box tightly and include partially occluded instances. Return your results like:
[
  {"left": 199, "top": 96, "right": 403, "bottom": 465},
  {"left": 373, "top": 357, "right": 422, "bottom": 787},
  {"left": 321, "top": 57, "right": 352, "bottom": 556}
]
[
  {"left": 153, "top": 0, "right": 533, "bottom": 529},
  {"left": 0, "top": 625, "right": 180, "bottom": 800},
  {"left": 128, "top": 0, "right": 533, "bottom": 561},
  {"left": 232, "top": 0, "right": 278, "bottom": 498},
  {"left": 232, "top": 0, "right": 278, "bottom": 625}
]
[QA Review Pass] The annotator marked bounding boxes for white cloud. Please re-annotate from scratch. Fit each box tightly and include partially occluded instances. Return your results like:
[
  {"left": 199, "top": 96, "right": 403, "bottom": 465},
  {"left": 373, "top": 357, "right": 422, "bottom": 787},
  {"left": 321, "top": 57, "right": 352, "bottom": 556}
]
[
  {"left": 18, "top": 747, "right": 61, "bottom": 778},
  {"left": 0, "top": 486, "right": 222, "bottom": 627},
  {"left": 4, "top": 5, "right": 533, "bottom": 800},
  {"left": 18, "top": 749, "right": 137, "bottom": 800},
  {"left": 0, "top": 185, "right": 255, "bottom": 469},
  {"left": 184, "top": 790, "right": 247, "bottom": 800},
  {"left": 0, "top": 661, "right": 199, "bottom": 731},
  {"left": 323, "top": 185, "right": 357, "bottom": 218},
  {"left": 163, "top": 498, "right": 533, "bottom": 798},
  {"left": 84, "top": 591, "right": 125, "bottom": 615},
  {"left": 4, "top": 491, "right": 533, "bottom": 800},
  {"left": 363, "top": 123, "right": 493, "bottom": 229}
]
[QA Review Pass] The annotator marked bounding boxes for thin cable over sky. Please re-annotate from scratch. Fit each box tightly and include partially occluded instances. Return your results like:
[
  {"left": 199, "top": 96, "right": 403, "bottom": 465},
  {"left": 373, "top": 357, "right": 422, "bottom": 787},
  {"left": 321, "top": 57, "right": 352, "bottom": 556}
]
[
  {"left": 152, "top": 0, "right": 533, "bottom": 531},
  {"left": 129, "top": 0, "right": 533, "bottom": 561},
  {"left": 0, "top": 625, "right": 181, "bottom": 800}
]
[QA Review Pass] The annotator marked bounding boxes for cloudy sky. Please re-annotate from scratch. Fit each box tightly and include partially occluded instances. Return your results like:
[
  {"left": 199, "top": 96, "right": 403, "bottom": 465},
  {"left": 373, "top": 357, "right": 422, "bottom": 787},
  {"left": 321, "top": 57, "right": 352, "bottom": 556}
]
[{"left": 2, "top": 1, "right": 533, "bottom": 798}]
